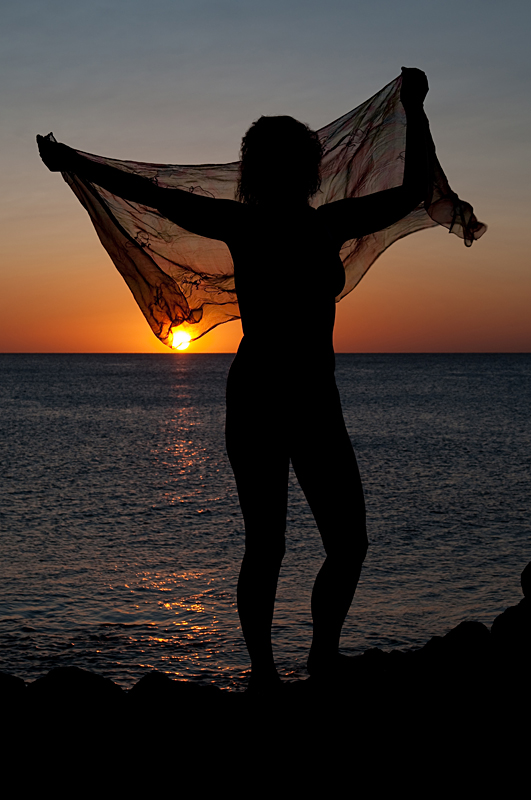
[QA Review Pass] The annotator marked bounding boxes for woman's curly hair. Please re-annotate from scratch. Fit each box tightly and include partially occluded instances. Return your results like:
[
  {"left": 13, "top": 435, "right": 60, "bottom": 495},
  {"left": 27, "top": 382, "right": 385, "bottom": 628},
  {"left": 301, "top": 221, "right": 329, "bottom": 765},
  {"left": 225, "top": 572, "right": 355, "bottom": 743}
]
[{"left": 237, "top": 115, "right": 323, "bottom": 206}]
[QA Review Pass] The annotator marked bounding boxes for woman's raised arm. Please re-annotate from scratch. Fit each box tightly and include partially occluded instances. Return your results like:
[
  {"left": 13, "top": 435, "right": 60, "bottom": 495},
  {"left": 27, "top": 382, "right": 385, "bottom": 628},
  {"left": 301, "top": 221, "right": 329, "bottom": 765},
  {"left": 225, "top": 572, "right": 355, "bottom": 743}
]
[
  {"left": 37, "top": 135, "right": 239, "bottom": 241},
  {"left": 319, "top": 68, "right": 433, "bottom": 245}
]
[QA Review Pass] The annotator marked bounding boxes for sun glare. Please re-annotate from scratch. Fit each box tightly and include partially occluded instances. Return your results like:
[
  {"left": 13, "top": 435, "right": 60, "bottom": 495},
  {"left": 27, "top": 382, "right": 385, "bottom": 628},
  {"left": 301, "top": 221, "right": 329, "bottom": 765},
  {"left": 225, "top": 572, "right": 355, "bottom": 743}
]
[{"left": 171, "top": 330, "right": 192, "bottom": 351}]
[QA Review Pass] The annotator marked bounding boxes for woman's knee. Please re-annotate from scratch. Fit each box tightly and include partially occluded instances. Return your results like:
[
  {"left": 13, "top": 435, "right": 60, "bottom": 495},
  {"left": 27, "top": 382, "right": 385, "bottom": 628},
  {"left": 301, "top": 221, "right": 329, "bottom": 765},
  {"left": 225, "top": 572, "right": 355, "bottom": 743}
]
[
  {"left": 325, "top": 530, "right": 368, "bottom": 564},
  {"left": 244, "top": 531, "right": 286, "bottom": 564}
]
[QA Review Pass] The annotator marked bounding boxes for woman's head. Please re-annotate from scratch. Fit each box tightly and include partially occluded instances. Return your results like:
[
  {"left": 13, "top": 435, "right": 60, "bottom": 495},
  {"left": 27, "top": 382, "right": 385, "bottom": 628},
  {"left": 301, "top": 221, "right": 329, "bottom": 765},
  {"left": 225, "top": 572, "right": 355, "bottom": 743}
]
[{"left": 237, "top": 115, "right": 323, "bottom": 206}]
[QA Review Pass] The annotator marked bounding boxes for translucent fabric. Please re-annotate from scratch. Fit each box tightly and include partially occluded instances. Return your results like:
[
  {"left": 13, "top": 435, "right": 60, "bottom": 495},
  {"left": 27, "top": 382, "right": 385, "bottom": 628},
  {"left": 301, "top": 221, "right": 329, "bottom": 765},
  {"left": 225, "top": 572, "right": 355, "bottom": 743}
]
[{"left": 53, "top": 75, "right": 486, "bottom": 347}]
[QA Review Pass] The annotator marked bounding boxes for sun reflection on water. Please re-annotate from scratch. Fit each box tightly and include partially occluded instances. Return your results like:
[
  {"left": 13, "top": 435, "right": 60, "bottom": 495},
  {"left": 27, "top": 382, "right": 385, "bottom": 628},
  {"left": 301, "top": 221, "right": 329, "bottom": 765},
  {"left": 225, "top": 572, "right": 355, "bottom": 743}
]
[{"left": 126, "top": 570, "right": 222, "bottom": 672}]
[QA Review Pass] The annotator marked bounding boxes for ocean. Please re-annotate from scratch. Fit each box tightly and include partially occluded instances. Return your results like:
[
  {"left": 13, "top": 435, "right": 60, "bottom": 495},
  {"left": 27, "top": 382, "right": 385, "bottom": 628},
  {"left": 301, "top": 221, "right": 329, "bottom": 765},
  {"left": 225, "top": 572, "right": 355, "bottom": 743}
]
[{"left": 1, "top": 353, "right": 529, "bottom": 690}]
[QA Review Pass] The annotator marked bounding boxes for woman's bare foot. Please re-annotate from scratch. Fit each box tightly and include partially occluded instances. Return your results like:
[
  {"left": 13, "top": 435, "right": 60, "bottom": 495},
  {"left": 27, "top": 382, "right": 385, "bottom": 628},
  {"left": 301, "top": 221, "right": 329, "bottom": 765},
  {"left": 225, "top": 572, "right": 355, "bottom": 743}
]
[
  {"left": 246, "top": 667, "right": 283, "bottom": 694},
  {"left": 307, "top": 650, "right": 357, "bottom": 678}
]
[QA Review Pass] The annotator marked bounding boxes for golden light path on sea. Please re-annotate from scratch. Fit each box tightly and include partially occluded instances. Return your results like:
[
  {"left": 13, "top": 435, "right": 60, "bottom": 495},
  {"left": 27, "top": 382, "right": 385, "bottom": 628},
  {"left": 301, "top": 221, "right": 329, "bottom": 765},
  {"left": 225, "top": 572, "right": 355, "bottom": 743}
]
[{"left": 127, "top": 569, "right": 225, "bottom": 683}]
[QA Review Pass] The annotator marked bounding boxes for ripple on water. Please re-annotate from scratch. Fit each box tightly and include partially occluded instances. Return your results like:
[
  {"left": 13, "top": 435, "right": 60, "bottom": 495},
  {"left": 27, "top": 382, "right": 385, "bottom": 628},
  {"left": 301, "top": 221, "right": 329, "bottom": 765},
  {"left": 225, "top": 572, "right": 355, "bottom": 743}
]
[{"left": 1, "top": 354, "right": 530, "bottom": 687}]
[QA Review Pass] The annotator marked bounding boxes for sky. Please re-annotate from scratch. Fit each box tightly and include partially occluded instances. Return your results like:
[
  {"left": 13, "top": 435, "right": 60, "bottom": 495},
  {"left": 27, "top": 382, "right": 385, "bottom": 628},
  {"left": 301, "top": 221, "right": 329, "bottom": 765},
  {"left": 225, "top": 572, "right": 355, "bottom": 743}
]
[{"left": 1, "top": 0, "right": 530, "bottom": 353}]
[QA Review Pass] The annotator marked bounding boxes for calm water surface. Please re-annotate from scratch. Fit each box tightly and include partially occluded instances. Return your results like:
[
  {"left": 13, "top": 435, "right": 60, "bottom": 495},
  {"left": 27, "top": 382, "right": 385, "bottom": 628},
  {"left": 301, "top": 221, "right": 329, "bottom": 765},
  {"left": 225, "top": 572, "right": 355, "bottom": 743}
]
[{"left": 1, "top": 354, "right": 530, "bottom": 689}]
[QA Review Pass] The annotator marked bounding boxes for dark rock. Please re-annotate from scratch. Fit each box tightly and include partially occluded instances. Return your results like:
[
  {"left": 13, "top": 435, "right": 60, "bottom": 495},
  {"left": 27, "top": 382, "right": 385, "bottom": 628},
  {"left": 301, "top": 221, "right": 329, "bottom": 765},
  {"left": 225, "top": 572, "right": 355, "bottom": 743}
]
[
  {"left": 388, "top": 649, "right": 409, "bottom": 660},
  {"left": 490, "top": 562, "right": 531, "bottom": 658},
  {"left": 443, "top": 620, "right": 491, "bottom": 652},
  {"left": 419, "top": 634, "right": 445, "bottom": 658},
  {"left": 0, "top": 671, "right": 26, "bottom": 700},
  {"left": 521, "top": 561, "right": 531, "bottom": 598},
  {"left": 419, "top": 622, "right": 491, "bottom": 670},
  {"left": 0, "top": 671, "right": 27, "bottom": 724},
  {"left": 491, "top": 598, "right": 531, "bottom": 654},
  {"left": 361, "top": 647, "right": 388, "bottom": 662},
  {"left": 26, "top": 666, "right": 125, "bottom": 707},
  {"left": 128, "top": 670, "right": 224, "bottom": 710}
]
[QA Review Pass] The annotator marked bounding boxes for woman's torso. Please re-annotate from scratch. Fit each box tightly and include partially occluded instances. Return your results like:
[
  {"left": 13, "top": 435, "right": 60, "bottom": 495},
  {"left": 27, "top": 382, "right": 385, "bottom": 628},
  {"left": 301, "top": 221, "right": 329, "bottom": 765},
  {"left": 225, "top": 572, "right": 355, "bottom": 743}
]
[{"left": 225, "top": 204, "right": 345, "bottom": 384}]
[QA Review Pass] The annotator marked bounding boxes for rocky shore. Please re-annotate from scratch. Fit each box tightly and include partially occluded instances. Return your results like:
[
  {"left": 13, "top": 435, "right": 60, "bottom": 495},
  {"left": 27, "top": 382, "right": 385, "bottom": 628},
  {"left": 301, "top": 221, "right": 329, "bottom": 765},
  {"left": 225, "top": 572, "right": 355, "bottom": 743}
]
[{"left": 2, "top": 563, "right": 529, "bottom": 784}]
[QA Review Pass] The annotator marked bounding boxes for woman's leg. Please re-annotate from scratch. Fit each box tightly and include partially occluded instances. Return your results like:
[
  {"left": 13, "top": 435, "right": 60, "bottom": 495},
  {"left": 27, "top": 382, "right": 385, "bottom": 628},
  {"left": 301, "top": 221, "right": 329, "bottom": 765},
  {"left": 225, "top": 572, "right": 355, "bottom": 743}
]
[
  {"left": 290, "top": 389, "right": 368, "bottom": 674},
  {"left": 226, "top": 369, "right": 289, "bottom": 686},
  {"left": 232, "top": 459, "right": 288, "bottom": 685}
]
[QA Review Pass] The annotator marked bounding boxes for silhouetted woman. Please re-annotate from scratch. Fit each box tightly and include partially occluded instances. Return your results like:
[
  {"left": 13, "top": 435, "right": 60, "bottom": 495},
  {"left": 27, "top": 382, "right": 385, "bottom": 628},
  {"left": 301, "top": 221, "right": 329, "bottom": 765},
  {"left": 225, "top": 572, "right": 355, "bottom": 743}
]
[{"left": 38, "top": 67, "right": 430, "bottom": 690}]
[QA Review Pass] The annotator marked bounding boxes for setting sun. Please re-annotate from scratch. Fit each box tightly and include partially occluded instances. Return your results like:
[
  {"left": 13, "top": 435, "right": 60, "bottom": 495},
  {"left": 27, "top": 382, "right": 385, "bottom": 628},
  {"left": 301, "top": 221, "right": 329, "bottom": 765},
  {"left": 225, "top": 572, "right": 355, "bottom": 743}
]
[{"left": 171, "top": 330, "right": 192, "bottom": 351}]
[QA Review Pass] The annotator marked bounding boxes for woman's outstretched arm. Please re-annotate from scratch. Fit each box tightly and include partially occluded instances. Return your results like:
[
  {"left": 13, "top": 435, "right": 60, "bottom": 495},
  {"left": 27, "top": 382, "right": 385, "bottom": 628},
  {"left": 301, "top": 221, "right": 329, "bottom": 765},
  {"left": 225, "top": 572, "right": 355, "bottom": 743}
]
[
  {"left": 319, "top": 68, "right": 433, "bottom": 244},
  {"left": 37, "top": 135, "right": 238, "bottom": 241}
]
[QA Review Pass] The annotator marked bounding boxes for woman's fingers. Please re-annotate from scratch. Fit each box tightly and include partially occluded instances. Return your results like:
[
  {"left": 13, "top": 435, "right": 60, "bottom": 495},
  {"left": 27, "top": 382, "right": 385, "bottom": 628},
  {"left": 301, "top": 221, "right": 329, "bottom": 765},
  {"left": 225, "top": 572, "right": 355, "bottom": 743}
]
[{"left": 37, "top": 134, "right": 64, "bottom": 172}]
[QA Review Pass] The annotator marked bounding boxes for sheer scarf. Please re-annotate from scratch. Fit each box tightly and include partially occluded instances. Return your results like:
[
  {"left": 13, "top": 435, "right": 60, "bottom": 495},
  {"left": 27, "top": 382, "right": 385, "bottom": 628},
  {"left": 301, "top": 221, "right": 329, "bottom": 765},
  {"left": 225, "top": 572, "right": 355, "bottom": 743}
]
[{"left": 48, "top": 75, "right": 486, "bottom": 347}]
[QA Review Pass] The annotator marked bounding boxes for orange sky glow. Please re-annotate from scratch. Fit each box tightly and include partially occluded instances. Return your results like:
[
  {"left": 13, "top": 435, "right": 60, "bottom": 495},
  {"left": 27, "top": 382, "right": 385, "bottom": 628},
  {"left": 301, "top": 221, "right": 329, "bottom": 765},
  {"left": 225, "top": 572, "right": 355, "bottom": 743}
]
[
  {"left": 1, "top": 214, "right": 528, "bottom": 353},
  {"left": 1, "top": 1, "right": 529, "bottom": 354}
]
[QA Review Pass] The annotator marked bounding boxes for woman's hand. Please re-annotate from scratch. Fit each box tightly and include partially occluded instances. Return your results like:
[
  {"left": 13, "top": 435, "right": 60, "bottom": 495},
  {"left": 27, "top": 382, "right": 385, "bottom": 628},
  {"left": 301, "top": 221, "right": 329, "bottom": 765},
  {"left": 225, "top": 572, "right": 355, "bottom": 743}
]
[
  {"left": 37, "top": 134, "right": 71, "bottom": 172},
  {"left": 400, "top": 67, "right": 429, "bottom": 110}
]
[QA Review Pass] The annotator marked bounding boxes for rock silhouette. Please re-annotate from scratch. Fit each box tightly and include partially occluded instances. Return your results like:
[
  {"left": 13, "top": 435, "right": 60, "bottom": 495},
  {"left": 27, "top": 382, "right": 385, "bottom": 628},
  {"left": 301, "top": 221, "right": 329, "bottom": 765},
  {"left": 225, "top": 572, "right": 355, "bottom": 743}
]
[
  {"left": 2, "top": 563, "right": 530, "bottom": 705},
  {"left": 491, "top": 562, "right": 531, "bottom": 657},
  {"left": 3, "top": 562, "right": 529, "bottom": 789}
]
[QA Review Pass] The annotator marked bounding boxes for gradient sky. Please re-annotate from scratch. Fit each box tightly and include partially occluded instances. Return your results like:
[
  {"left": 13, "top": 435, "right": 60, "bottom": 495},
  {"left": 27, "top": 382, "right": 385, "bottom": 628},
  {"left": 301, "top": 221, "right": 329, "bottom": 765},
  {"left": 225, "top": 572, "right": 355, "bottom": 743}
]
[{"left": 1, "top": 0, "right": 529, "bottom": 352}]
